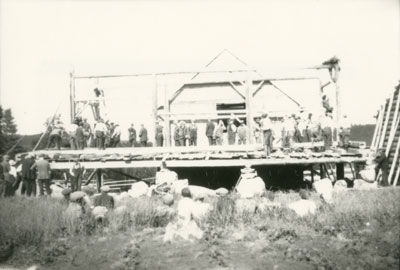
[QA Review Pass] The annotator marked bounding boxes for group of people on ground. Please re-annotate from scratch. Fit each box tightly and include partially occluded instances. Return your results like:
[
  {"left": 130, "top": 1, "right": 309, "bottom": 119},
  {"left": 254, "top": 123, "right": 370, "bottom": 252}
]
[
  {"left": 0, "top": 153, "right": 87, "bottom": 198},
  {"left": 0, "top": 154, "right": 52, "bottom": 197}
]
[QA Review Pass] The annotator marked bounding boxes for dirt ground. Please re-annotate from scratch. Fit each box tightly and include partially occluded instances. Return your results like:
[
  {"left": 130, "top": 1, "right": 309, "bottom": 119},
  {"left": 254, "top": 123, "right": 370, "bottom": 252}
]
[{"left": 2, "top": 222, "right": 398, "bottom": 270}]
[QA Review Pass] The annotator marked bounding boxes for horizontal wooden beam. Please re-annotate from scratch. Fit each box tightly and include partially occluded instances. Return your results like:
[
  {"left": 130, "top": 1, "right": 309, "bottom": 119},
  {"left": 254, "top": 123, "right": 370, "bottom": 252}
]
[
  {"left": 74, "top": 69, "right": 257, "bottom": 80},
  {"left": 73, "top": 65, "right": 330, "bottom": 80},
  {"left": 48, "top": 157, "right": 366, "bottom": 170}
]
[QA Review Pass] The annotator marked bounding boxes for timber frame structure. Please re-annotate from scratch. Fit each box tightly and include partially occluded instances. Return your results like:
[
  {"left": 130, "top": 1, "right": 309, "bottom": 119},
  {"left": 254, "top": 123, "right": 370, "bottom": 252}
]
[
  {"left": 38, "top": 51, "right": 361, "bottom": 192},
  {"left": 69, "top": 51, "right": 342, "bottom": 146}
]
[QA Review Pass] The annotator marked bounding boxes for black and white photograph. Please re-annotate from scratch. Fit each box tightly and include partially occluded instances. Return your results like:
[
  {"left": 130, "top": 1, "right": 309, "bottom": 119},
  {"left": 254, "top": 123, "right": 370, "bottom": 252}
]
[{"left": 0, "top": 0, "right": 399, "bottom": 269}]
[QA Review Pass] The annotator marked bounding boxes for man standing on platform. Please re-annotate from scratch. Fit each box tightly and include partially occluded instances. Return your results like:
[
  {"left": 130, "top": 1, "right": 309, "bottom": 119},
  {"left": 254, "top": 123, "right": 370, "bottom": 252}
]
[
  {"left": 261, "top": 113, "right": 273, "bottom": 156},
  {"left": 178, "top": 121, "right": 186, "bottom": 146},
  {"left": 214, "top": 120, "right": 226, "bottom": 145},
  {"left": 303, "top": 113, "right": 313, "bottom": 143},
  {"left": 322, "top": 94, "right": 333, "bottom": 113},
  {"left": 293, "top": 116, "right": 303, "bottom": 143},
  {"left": 31, "top": 154, "right": 52, "bottom": 196},
  {"left": 76, "top": 123, "right": 85, "bottom": 150},
  {"left": 139, "top": 124, "right": 148, "bottom": 147},
  {"left": 173, "top": 121, "right": 180, "bottom": 147},
  {"left": 321, "top": 113, "right": 333, "bottom": 151},
  {"left": 82, "top": 118, "right": 92, "bottom": 148},
  {"left": 227, "top": 118, "right": 237, "bottom": 145},
  {"left": 237, "top": 121, "right": 248, "bottom": 145},
  {"left": 339, "top": 115, "right": 351, "bottom": 151},
  {"left": 205, "top": 119, "right": 216, "bottom": 146},
  {"left": 47, "top": 122, "right": 63, "bottom": 150},
  {"left": 107, "top": 122, "right": 116, "bottom": 147},
  {"left": 155, "top": 121, "right": 164, "bottom": 147},
  {"left": 189, "top": 119, "right": 198, "bottom": 146},
  {"left": 128, "top": 124, "right": 137, "bottom": 147},
  {"left": 253, "top": 119, "right": 261, "bottom": 144},
  {"left": 111, "top": 123, "right": 121, "bottom": 147},
  {"left": 184, "top": 121, "right": 191, "bottom": 146},
  {"left": 68, "top": 121, "right": 78, "bottom": 150},
  {"left": 22, "top": 154, "right": 36, "bottom": 197},
  {"left": 69, "top": 156, "right": 86, "bottom": 192},
  {"left": 94, "top": 119, "right": 108, "bottom": 150}
]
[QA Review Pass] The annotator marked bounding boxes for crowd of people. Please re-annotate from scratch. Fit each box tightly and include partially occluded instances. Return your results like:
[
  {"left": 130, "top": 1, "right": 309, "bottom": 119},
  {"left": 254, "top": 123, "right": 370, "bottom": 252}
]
[
  {"left": 45, "top": 110, "right": 351, "bottom": 156},
  {"left": 46, "top": 116, "right": 150, "bottom": 150},
  {"left": 0, "top": 153, "right": 87, "bottom": 198}
]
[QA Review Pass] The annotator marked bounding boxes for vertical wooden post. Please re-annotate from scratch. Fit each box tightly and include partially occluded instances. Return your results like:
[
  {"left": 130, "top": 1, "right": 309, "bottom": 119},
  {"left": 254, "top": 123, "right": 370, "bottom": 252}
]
[
  {"left": 310, "top": 166, "right": 314, "bottom": 182},
  {"left": 320, "top": 164, "right": 326, "bottom": 179},
  {"left": 245, "top": 70, "right": 254, "bottom": 144},
  {"left": 389, "top": 133, "right": 400, "bottom": 185},
  {"left": 385, "top": 90, "right": 400, "bottom": 156},
  {"left": 379, "top": 92, "right": 394, "bottom": 149},
  {"left": 96, "top": 169, "right": 102, "bottom": 192},
  {"left": 70, "top": 71, "right": 76, "bottom": 123},
  {"left": 371, "top": 105, "right": 384, "bottom": 149},
  {"left": 334, "top": 63, "right": 341, "bottom": 144},
  {"left": 336, "top": 163, "right": 345, "bottom": 180},
  {"left": 152, "top": 74, "right": 158, "bottom": 146},
  {"left": 164, "top": 84, "right": 171, "bottom": 147}
]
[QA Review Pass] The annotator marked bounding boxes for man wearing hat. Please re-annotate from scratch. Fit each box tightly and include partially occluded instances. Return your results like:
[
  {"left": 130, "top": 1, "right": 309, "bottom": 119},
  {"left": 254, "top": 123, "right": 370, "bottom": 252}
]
[
  {"left": 82, "top": 118, "right": 92, "bottom": 148},
  {"left": 61, "top": 188, "right": 72, "bottom": 203},
  {"left": 374, "top": 148, "right": 389, "bottom": 186},
  {"left": 69, "top": 156, "right": 86, "bottom": 192},
  {"left": 260, "top": 113, "right": 273, "bottom": 156},
  {"left": 237, "top": 121, "right": 248, "bottom": 145},
  {"left": 128, "top": 124, "right": 137, "bottom": 147},
  {"left": 22, "top": 154, "right": 37, "bottom": 197},
  {"left": 178, "top": 121, "right": 186, "bottom": 146},
  {"left": 205, "top": 119, "right": 216, "bottom": 146},
  {"left": 155, "top": 121, "right": 164, "bottom": 147},
  {"left": 139, "top": 124, "right": 148, "bottom": 147},
  {"left": 227, "top": 118, "right": 237, "bottom": 145},
  {"left": 93, "top": 119, "right": 108, "bottom": 150},
  {"left": 46, "top": 122, "right": 63, "bottom": 150},
  {"left": 189, "top": 119, "right": 198, "bottom": 146},
  {"left": 321, "top": 113, "right": 334, "bottom": 151}
]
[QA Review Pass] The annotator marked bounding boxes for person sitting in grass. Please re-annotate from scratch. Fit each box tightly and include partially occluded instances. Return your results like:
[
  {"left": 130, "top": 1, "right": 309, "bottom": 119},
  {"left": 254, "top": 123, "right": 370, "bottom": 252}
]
[
  {"left": 61, "top": 188, "right": 72, "bottom": 203},
  {"left": 93, "top": 186, "right": 114, "bottom": 210}
]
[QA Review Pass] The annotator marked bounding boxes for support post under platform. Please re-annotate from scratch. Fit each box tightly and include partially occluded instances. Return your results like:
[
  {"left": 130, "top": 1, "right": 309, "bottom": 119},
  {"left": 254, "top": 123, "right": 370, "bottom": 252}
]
[
  {"left": 336, "top": 163, "right": 344, "bottom": 180},
  {"left": 320, "top": 164, "right": 326, "bottom": 179},
  {"left": 96, "top": 169, "right": 102, "bottom": 192}
]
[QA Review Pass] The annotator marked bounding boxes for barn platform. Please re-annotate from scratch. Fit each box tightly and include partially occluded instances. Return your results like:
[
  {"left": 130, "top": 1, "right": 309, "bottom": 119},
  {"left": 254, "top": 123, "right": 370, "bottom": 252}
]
[
  {"left": 29, "top": 145, "right": 366, "bottom": 170},
  {"left": 28, "top": 145, "right": 367, "bottom": 191}
]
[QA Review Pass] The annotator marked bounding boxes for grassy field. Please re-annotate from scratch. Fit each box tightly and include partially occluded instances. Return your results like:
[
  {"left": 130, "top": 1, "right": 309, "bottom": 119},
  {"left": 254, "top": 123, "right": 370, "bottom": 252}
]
[{"left": 0, "top": 187, "right": 399, "bottom": 269}]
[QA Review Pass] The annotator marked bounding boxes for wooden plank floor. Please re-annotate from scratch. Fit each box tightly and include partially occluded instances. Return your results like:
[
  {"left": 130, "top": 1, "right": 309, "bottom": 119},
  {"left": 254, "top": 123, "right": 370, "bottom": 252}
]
[
  {"left": 48, "top": 156, "right": 366, "bottom": 169},
  {"left": 31, "top": 145, "right": 365, "bottom": 170}
]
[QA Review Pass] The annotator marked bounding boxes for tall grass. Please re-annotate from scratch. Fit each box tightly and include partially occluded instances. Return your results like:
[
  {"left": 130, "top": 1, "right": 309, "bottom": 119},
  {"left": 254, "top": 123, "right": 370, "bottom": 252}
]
[
  {"left": 0, "top": 197, "right": 67, "bottom": 245},
  {"left": 1, "top": 188, "right": 399, "bottom": 248}
]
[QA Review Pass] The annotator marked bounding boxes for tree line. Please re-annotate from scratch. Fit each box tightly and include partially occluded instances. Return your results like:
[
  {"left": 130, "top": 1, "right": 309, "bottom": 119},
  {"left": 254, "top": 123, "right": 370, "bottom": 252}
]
[{"left": 0, "top": 106, "right": 28, "bottom": 157}]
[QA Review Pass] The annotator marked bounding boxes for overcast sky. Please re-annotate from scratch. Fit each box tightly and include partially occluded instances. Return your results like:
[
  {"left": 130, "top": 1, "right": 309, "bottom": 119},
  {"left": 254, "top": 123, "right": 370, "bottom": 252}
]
[{"left": 0, "top": 0, "right": 399, "bottom": 134}]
